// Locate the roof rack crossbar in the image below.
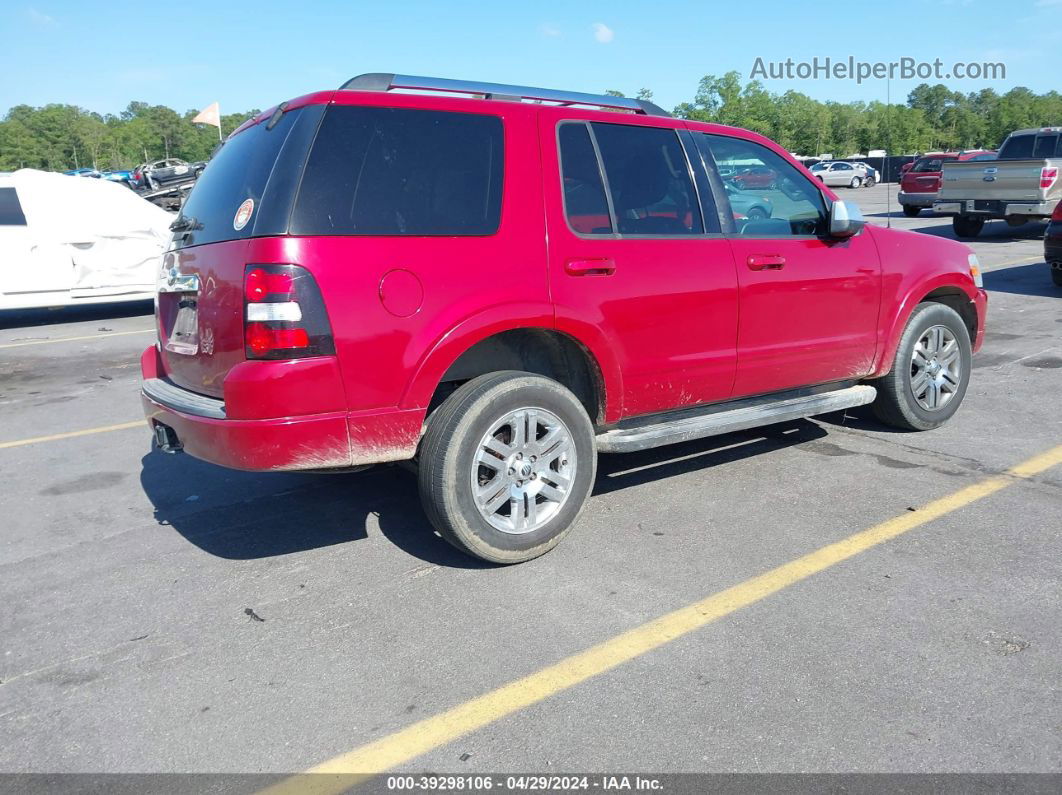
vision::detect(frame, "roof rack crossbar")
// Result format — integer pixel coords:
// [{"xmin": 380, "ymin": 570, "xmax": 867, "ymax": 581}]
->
[{"xmin": 339, "ymin": 73, "xmax": 671, "ymax": 117}]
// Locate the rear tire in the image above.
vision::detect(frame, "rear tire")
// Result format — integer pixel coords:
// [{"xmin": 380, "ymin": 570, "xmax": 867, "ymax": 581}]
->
[
  {"xmin": 1051, "ymin": 264, "xmax": 1062, "ymax": 287},
  {"xmin": 902, "ymin": 205, "xmax": 921, "ymax": 218},
  {"xmin": 417, "ymin": 371, "xmax": 597, "ymax": 564},
  {"xmin": 849, "ymin": 176, "xmax": 863, "ymax": 189},
  {"xmin": 953, "ymin": 215, "xmax": 985, "ymax": 238},
  {"xmin": 871, "ymin": 303, "xmax": 972, "ymax": 431}
]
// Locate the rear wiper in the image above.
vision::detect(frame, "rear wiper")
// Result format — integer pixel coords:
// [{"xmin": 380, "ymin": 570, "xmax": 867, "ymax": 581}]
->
[{"xmin": 169, "ymin": 215, "xmax": 201, "ymax": 232}]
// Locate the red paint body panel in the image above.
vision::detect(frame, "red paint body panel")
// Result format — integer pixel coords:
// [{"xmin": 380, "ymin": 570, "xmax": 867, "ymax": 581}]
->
[{"xmin": 141, "ymin": 87, "xmax": 988, "ymax": 473}]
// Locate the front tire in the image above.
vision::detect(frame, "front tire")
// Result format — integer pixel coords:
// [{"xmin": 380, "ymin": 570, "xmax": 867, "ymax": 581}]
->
[
  {"xmin": 871, "ymin": 303, "xmax": 972, "ymax": 431},
  {"xmin": 417, "ymin": 371, "xmax": 597, "ymax": 564},
  {"xmin": 1051, "ymin": 264, "xmax": 1062, "ymax": 287}
]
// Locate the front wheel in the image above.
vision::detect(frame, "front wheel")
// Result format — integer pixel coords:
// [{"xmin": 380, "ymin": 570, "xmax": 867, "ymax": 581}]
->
[
  {"xmin": 417, "ymin": 371, "xmax": 597, "ymax": 564},
  {"xmin": 871, "ymin": 303, "xmax": 972, "ymax": 431},
  {"xmin": 863, "ymin": 177, "xmax": 876, "ymax": 187},
  {"xmin": 1051, "ymin": 264, "xmax": 1062, "ymax": 287}
]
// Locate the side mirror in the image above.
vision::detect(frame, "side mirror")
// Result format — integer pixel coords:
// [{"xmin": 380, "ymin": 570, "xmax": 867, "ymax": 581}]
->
[{"xmin": 829, "ymin": 200, "xmax": 865, "ymax": 238}]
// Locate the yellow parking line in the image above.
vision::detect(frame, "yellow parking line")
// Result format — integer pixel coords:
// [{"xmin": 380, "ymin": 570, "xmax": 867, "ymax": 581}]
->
[
  {"xmin": 261, "ymin": 443, "xmax": 1062, "ymax": 794},
  {"xmin": 0, "ymin": 421, "xmax": 144, "ymax": 450},
  {"xmin": 0, "ymin": 329, "xmax": 153, "ymax": 349}
]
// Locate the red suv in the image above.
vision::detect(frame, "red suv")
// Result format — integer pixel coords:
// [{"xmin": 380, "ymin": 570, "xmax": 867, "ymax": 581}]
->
[
  {"xmin": 142, "ymin": 73, "xmax": 987, "ymax": 564},
  {"xmin": 898, "ymin": 151, "xmax": 995, "ymax": 217}
]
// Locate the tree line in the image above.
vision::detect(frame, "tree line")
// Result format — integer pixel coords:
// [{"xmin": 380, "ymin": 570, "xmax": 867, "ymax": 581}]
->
[{"xmin": 3, "ymin": 74, "xmax": 1061, "ymax": 172}]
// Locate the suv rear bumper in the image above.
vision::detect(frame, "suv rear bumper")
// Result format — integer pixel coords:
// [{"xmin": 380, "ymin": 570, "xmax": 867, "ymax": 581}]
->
[{"xmin": 140, "ymin": 347, "xmax": 422, "ymax": 471}]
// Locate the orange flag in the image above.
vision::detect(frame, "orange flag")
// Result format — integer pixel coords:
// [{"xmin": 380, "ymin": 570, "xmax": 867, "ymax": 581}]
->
[{"xmin": 192, "ymin": 102, "xmax": 221, "ymax": 128}]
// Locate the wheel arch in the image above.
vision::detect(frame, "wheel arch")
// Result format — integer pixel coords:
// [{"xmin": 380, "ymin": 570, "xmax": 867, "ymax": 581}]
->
[
  {"xmin": 873, "ymin": 276, "xmax": 980, "ymax": 377},
  {"xmin": 402, "ymin": 320, "xmax": 615, "ymax": 426}
]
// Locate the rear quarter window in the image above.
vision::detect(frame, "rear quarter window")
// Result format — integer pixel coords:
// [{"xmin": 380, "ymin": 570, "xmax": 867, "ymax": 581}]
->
[
  {"xmin": 0, "ymin": 187, "xmax": 27, "ymax": 225},
  {"xmin": 290, "ymin": 106, "xmax": 504, "ymax": 236}
]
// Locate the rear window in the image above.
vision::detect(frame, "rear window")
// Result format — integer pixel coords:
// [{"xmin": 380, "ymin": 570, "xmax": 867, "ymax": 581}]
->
[
  {"xmin": 175, "ymin": 107, "xmax": 302, "ymax": 247},
  {"xmin": 290, "ymin": 106, "xmax": 503, "ymax": 236},
  {"xmin": 0, "ymin": 187, "xmax": 26, "ymax": 225},
  {"xmin": 998, "ymin": 134, "xmax": 1035, "ymax": 160}
]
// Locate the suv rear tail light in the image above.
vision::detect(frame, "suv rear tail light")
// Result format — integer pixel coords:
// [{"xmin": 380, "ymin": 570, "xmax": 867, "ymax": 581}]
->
[
  {"xmin": 243, "ymin": 264, "xmax": 334, "ymax": 360},
  {"xmin": 1041, "ymin": 167, "xmax": 1058, "ymax": 190}
]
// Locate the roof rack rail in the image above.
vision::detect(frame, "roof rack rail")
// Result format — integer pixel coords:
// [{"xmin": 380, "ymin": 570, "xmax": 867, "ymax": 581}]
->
[{"xmin": 338, "ymin": 73, "xmax": 671, "ymax": 117}]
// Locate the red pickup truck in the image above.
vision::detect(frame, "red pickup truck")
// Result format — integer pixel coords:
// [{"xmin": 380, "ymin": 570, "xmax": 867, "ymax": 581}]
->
[
  {"xmin": 142, "ymin": 73, "xmax": 987, "ymax": 563},
  {"xmin": 898, "ymin": 151, "xmax": 995, "ymax": 217}
]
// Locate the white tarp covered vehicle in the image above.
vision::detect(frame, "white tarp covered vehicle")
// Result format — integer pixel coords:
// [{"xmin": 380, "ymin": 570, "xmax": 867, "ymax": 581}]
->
[{"xmin": 0, "ymin": 168, "xmax": 172, "ymax": 310}]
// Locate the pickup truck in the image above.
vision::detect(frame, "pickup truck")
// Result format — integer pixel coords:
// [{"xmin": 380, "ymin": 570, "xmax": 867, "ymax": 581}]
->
[{"xmin": 933, "ymin": 127, "xmax": 1062, "ymax": 237}]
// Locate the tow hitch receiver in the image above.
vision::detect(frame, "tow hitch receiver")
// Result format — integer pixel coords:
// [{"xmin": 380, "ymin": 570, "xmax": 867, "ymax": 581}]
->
[{"xmin": 154, "ymin": 422, "xmax": 183, "ymax": 454}]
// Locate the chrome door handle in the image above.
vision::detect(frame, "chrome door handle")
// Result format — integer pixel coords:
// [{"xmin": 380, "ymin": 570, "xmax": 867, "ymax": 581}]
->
[{"xmin": 747, "ymin": 254, "xmax": 785, "ymax": 271}]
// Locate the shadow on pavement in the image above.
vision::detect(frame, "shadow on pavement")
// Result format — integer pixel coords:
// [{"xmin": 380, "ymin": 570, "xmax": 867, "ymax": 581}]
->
[
  {"xmin": 0, "ymin": 300, "xmax": 154, "ymax": 330},
  {"xmin": 141, "ymin": 419, "xmax": 839, "ymax": 565},
  {"xmin": 982, "ymin": 261, "xmax": 1058, "ymax": 298},
  {"xmin": 140, "ymin": 450, "xmax": 487, "ymax": 568},
  {"xmin": 907, "ymin": 220, "xmax": 1047, "ymax": 243}
]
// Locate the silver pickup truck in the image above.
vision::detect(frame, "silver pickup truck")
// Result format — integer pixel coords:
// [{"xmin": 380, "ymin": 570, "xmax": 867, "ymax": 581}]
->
[{"xmin": 933, "ymin": 127, "xmax": 1061, "ymax": 238}]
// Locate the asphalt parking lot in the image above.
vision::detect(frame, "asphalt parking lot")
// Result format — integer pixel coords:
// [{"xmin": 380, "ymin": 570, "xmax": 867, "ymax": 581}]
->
[{"xmin": 1, "ymin": 182, "xmax": 1060, "ymax": 784}]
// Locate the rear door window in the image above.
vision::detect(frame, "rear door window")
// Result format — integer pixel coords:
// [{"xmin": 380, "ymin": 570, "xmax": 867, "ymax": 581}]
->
[
  {"xmin": 589, "ymin": 122, "xmax": 703, "ymax": 236},
  {"xmin": 291, "ymin": 106, "xmax": 504, "ymax": 236},
  {"xmin": 0, "ymin": 187, "xmax": 27, "ymax": 225}
]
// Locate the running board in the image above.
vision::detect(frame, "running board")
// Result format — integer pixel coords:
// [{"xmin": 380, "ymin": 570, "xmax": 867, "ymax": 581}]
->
[{"xmin": 596, "ymin": 385, "xmax": 877, "ymax": 454}]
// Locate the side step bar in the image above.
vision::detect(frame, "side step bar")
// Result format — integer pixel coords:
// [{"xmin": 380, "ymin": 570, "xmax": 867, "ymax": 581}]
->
[{"xmin": 596, "ymin": 385, "xmax": 877, "ymax": 454}]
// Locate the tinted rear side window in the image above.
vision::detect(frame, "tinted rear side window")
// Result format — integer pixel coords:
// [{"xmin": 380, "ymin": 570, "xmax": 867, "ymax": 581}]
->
[
  {"xmin": 590, "ymin": 123, "xmax": 702, "ymax": 236},
  {"xmin": 291, "ymin": 106, "xmax": 503, "ymax": 236},
  {"xmin": 998, "ymin": 134, "xmax": 1035, "ymax": 160},
  {"xmin": 558, "ymin": 123, "xmax": 613, "ymax": 235},
  {"xmin": 176, "ymin": 107, "xmax": 302, "ymax": 247},
  {"xmin": 0, "ymin": 187, "xmax": 27, "ymax": 225},
  {"xmin": 912, "ymin": 157, "xmax": 947, "ymax": 173}
]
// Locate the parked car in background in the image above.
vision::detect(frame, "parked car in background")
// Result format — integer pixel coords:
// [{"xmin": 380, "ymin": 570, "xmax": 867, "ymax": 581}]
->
[
  {"xmin": 133, "ymin": 158, "xmax": 206, "ymax": 190},
  {"xmin": 1046, "ymin": 201, "xmax": 1062, "ymax": 287},
  {"xmin": 934, "ymin": 128, "xmax": 1062, "ymax": 237},
  {"xmin": 810, "ymin": 161, "xmax": 866, "ymax": 188},
  {"xmin": 100, "ymin": 169, "xmax": 134, "ymax": 187},
  {"xmin": 0, "ymin": 169, "xmax": 171, "ymax": 310},
  {"xmin": 854, "ymin": 163, "xmax": 879, "ymax": 187},
  {"xmin": 722, "ymin": 180, "xmax": 772, "ymax": 220},
  {"xmin": 142, "ymin": 72, "xmax": 986, "ymax": 565},
  {"xmin": 728, "ymin": 165, "xmax": 777, "ymax": 189},
  {"xmin": 64, "ymin": 167, "xmax": 100, "ymax": 178},
  {"xmin": 899, "ymin": 151, "xmax": 995, "ymax": 217}
]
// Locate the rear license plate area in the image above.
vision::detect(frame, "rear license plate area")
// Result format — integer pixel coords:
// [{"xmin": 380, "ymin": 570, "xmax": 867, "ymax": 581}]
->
[
  {"xmin": 165, "ymin": 298, "xmax": 199, "ymax": 355},
  {"xmin": 972, "ymin": 200, "xmax": 1002, "ymax": 213}
]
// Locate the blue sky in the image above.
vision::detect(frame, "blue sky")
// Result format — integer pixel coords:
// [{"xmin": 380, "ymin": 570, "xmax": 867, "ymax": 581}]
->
[{"xmin": 2, "ymin": 0, "xmax": 1058, "ymax": 117}]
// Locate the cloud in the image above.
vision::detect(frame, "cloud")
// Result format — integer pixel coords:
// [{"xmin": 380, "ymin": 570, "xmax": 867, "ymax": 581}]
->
[
  {"xmin": 26, "ymin": 6, "xmax": 55, "ymax": 24},
  {"xmin": 591, "ymin": 22, "xmax": 614, "ymax": 44},
  {"xmin": 540, "ymin": 23, "xmax": 561, "ymax": 37}
]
